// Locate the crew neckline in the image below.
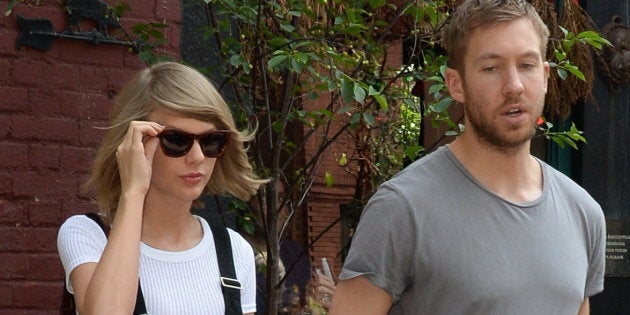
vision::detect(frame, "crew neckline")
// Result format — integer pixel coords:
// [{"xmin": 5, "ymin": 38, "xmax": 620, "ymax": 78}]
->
[
  {"xmin": 442, "ymin": 145, "xmax": 548, "ymax": 208},
  {"xmin": 139, "ymin": 215, "xmax": 212, "ymax": 262}
]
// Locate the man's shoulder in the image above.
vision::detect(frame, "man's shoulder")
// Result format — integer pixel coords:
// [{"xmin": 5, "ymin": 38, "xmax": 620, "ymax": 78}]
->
[
  {"xmin": 540, "ymin": 160, "xmax": 592, "ymax": 196},
  {"xmin": 540, "ymin": 161, "xmax": 603, "ymax": 217}
]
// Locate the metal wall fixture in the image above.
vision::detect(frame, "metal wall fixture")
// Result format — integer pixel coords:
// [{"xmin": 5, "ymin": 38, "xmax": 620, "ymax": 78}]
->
[
  {"xmin": 596, "ymin": 15, "xmax": 630, "ymax": 93},
  {"xmin": 16, "ymin": 0, "xmax": 140, "ymax": 51}
]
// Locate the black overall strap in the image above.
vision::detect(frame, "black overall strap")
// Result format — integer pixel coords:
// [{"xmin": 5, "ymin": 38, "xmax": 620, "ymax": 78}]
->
[
  {"xmin": 207, "ymin": 219, "xmax": 242, "ymax": 315},
  {"xmin": 133, "ymin": 286, "xmax": 147, "ymax": 315},
  {"xmin": 84, "ymin": 213, "xmax": 147, "ymax": 315}
]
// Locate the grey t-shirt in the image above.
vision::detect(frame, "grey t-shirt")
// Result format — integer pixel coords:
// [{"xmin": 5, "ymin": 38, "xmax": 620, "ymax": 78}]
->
[{"xmin": 340, "ymin": 146, "xmax": 605, "ymax": 315}]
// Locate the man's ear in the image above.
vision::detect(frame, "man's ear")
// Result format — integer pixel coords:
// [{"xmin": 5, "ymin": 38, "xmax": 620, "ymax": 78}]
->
[{"xmin": 444, "ymin": 67, "xmax": 465, "ymax": 103}]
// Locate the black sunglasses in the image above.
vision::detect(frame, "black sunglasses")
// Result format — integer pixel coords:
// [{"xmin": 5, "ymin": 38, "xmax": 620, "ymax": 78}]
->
[{"xmin": 157, "ymin": 129, "xmax": 231, "ymax": 158}]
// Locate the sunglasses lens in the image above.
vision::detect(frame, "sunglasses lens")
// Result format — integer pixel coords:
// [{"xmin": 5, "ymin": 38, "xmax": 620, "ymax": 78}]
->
[
  {"xmin": 160, "ymin": 131, "xmax": 193, "ymax": 157},
  {"xmin": 158, "ymin": 130, "xmax": 229, "ymax": 158},
  {"xmin": 200, "ymin": 132, "xmax": 229, "ymax": 157}
]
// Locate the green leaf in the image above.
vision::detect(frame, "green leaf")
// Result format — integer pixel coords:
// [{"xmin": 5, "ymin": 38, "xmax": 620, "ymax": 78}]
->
[
  {"xmin": 294, "ymin": 52, "xmax": 310, "ymax": 63},
  {"xmin": 112, "ymin": 3, "xmax": 132, "ymax": 18},
  {"xmin": 373, "ymin": 94, "xmax": 388, "ymax": 110},
  {"xmin": 268, "ymin": 37, "xmax": 290, "ymax": 48},
  {"xmin": 444, "ymin": 118, "xmax": 458, "ymax": 130},
  {"xmin": 313, "ymin": 109, "xmax": 334, "ymax": 118},
  {"xmin": 338, "ymin": 152, "xmax": 348, "ymax": 166},
  {"xmin": 341, "ymin": 79, "xmax": 354, "ymax": 102},
  {"xmin": 565, "ymin": 64, "xmax": 586, "ymax": 81},
  {"xmin": 429, "ymin": 97, "xmax": 452, "ymax": 113},
  {"xmin": 148, "ymin": 28, "xmax": 165, "ymax": 39},
  {"xmin": 354, "ymin": 83, "xmax": 366, "ymax": 104},
  {"xmin": 557, "ymin": 68, "xmax": 568, "ymax": 80},
  {"xmin": 439, "ymin": 65, "xmax": 448, "ymax": 78},
  {"xmin": 242, "ymin": 61, "xmax": 251, "ymax": 75},
  {"xmin": 567, "ymin": 132, "xmax": 586, "ymax": 142},
  {"xmin": 284, "ymin": 141, "xmax": 297, "ymax": 151},
  {"xmin": 324, "ymin": 171, "xmax": 335, "ymax": 187},
  {"xmin": 577, "ymin": 30, "xmax": 603, "ymax": 40},
  {"xmin": 242, "ymin": 221, "xmax": 254, "ymax": 235},
  {"xmin": 268, "ymin": 55, "xmax": 288, "ymax": 69},
  {"xmin": 404, "ymin": 145, "xmax": 424, "ymax": 161},
  {"xmin": 562, "ymin": 40, "xmax": 574, "ymax": 53},
  {"xmin": 428, "ymin": 83, "xmax": 444, "ymax": 95},
  {"xmin": 288, "ymin": 10, "xmax": 302, "ymax": 17},
  {"xmin": 562, "ymin": 136, "xmax": 578, "ymax": 150},
  {"xmin": 550, "ymin": 136, "xmax": 567, "ymax": 148},
  {"xmin": 5, "ymin": 0, "xmax": 18, "ymax": 16},
  {"xmin": 577, "ymin": 31, "xmax": 610, "ymax": 49},
  {"xmin": 280, "ymin": 23, "xmax": 296, "ymax": 32},
  {"xmin": 138, "ymin": 51, "xmax": 155, "ymax": 64},
  {"xmin": 349, "ymin": 112, "xmax": 361, "ymax": 124},
  {"xmin": 272, "ymin": 121, "xmax": 285, "ymax": 133},
  {"xmin": 554, "ymin": 50, "xmax": 567, "ymax": 62},
  {"xmin": 309, "ymin": 92, "xmax": 320, "ymax": 100},
  {"xmin": 363, "ymin": 112, "xmax": 375, "ymax": 126},
  {"xmin": 584, "ymin": 40, "xmax": 603, "ymax": 50},
  {"xmin": 230, "ymin": 54, "xmax": 243, "ymax": 66},
  {"xmin": 327, "ymin": 80, "xmax": 337, "ymax": 91},
  {"xmin": 337, "ymin": 106, "xmax": 354, "ymax": 114},
  {"xmin": 230, "ymin": 198, "xmax": 249, "ymax": 210},
  {"xmin": 291, "ymin": 59, "xmax": 304, "ymax": 73}
]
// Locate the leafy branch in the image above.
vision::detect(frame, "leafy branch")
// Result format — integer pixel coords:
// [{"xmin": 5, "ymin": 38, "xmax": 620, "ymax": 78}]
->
[
  {"xmin": 549, "ymin": 27, "xmax": 611, "ymax": 81},
  {"xmin": 538, "ymin": 118, "xmax": 586, "ymax": 150}
]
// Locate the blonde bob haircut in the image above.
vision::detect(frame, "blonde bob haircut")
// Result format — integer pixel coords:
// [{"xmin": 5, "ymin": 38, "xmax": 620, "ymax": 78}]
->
[{"xmin": 86, "ymin": 61, "xmax": 268, "ymax": 225}]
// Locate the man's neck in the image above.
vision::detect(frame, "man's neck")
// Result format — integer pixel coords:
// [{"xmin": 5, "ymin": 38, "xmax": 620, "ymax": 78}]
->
[{"xmin": 448, "ymin": 134, "xmax": 543, "ymax": 203}]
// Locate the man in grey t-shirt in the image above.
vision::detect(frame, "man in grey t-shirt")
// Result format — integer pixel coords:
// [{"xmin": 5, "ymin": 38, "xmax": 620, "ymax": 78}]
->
[{"xmin": 328, "ymin": 1, "xmax": 606, "ymax": 314}]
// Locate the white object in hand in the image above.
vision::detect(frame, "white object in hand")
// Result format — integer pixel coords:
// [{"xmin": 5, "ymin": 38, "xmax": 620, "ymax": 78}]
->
[{"xmin": 321, "ymin": 257, "xmax": 332, "ymax": 278}]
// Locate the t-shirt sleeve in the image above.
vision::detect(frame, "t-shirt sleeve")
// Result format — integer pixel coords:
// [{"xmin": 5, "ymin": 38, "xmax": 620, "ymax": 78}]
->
[
  {"xmin": 585, "ymin": 204, "xmax": 606, "ymax": 297},
  {"xmin": 229, "ymin": 229, "xmax": 258, "ymax": 313},
  {"xmin": 339, "ymin": 185, "xmax": 416, "ymax": 301},
  {"xmin": 57, "ymin": 215, "xmax": 107, "ymax": 293}
]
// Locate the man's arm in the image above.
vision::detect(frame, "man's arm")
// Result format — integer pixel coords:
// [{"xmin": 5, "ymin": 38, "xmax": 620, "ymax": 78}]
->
[
  {"xmin": 577, "ymin": 298, "xmax": 590, "ymax": 315},
  {"xmin": 328, "ymin": 276, "xmax": 393, "ymax": 315}
]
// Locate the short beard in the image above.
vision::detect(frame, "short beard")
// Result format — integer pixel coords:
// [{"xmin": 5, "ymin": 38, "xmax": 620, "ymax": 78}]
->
[
  {"xmin": 469, "ymin": 117, "xmax": 536, "ymax": 154},
  {"xmin": 465, "ymin": 97, "xmax": 540, "ymax": 154}
]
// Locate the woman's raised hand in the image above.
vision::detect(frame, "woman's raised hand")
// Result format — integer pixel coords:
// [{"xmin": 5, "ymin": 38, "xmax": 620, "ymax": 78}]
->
[{"xmin": 116, "ymin": 121, "xmax": 164, "ymax": 196}]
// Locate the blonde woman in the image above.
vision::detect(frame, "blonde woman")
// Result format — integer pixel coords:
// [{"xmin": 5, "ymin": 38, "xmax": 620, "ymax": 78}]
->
[{"xmin": 58, "ymin": 62, "xmax": 267, "ymax": 314}]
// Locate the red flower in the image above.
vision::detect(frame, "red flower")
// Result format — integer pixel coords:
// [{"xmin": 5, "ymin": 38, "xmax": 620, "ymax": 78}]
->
[{"xmin": 536, "ymin": 116, "xmax": 545, "ymax": 126}]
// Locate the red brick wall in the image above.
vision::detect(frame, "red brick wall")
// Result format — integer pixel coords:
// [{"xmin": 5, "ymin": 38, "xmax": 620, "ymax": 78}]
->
[{"xmin": 0, "ymin": 0, "xmax": 181, "ymax": 312}]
